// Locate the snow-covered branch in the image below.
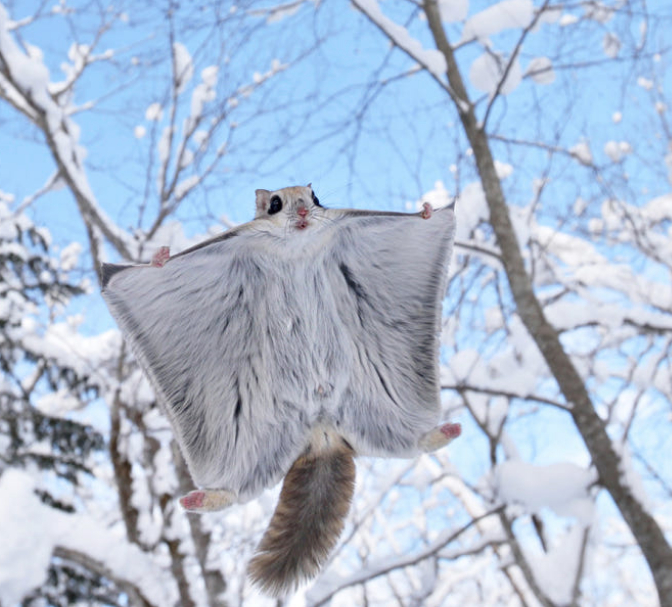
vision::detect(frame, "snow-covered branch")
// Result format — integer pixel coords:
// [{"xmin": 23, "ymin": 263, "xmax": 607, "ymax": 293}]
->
[
  {"xmin": 0, "ymin": 5, "xmax": 134, "ymax": 261},
  {"xmin": 307, "ymin": 507, "xmax": 506, "ymax": 606},
  {"xmin": 352, "ymin": 0, "xmax": 462, "ymax": 104},
  {"xmin": 0, "ymin": 469, "xmax": 177, "ymax": 607}
]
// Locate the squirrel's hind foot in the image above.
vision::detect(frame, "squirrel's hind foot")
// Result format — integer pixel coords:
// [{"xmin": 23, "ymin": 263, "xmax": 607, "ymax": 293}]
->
[
  {"xmin": 179, "ymin": 488, "xmax": 236, "ymax": 513},
  {"xmin": 418, "ymin": 422, "xmax": 461, "ymax": 453}
]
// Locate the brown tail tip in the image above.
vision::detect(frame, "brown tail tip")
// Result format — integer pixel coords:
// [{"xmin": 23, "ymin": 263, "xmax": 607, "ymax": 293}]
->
[{"xmin": 248, "ymin": 444, "xmax": 355, "ymax": 596}]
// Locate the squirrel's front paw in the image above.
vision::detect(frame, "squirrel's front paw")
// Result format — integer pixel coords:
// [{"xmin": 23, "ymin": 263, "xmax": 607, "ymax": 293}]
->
[
  {"xmin": 150, "ymin": 246, "xmax": 170, "ymax": 267},
  {"xmin": 420, "ymin": 202, "xmax": 433, "ymax": 220}
]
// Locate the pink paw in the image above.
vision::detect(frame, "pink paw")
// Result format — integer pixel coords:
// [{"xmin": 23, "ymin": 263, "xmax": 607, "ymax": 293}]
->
[
  {"xmin": 440, "ymin": 422, "xmax": 461, "ymax": 440},
  {"xmin": 421, "ymin": 202, "xmax": 433, "ymax": 220},
  {"xmin": 150, "ymin": 246, "xmax": 170, "ymax": 267},
  {"xmin": 179, "ymin": 490, "xmax": 205, "ymax": 511}
]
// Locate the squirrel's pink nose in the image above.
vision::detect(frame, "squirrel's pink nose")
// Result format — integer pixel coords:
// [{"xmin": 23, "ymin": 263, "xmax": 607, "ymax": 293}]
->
[{"xmin": 297, "ymin": 206, "xmax": 308, "ymax": 217}]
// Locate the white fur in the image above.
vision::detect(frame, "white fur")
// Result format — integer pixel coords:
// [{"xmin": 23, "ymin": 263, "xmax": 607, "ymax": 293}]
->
[{"xmin": 102, "ymin": 186, "xmax": 456, "ymax": 503}]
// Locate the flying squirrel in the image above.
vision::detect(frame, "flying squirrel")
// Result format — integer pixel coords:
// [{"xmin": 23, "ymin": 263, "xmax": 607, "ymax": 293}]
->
[{"xmin": 101, "ymin": 185, "xmax": 461, "ymax": 596}]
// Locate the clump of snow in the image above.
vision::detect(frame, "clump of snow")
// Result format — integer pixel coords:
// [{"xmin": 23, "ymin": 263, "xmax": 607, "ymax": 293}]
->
[
  {"xmin": 637, "ymin": 76, "xmax": 653, "ymax": 91},
  {"xmin": 559, "ymin": 13, "xmax": 579, "ymax": 26},
  {"xmin": 537, "ymin": 5, "xmax": 562, "ymax": 24},
  {"xmin": 486, "ymin": 396, "xmax": 508, "ymax": 435},
  {"xmin": 134, "ymin": 125, "xmax": 146, "ymax": 139},
  {"xmin": 265, "ymin": 2, "xmax": 302, "ymax": 24},
  {"xmin": 0, "ymin": 189, "xmax": 15, "ymax": 203},
  {"xmin": 51, "ymin": 1, "xmax": 70, "ymax": 15},
  {"xmin": 172, "ymin": 42, "xmax": 193, "ymax": 94},
  {"xmin": 526, "ymin": 56, "xmax": 555, "ymax": 84},
  {"xmin": 494, "ymin": 160, "xmax": 513, "ymax": 179},
  {"xmin": 21, "ymin": 319, "xmax": 120, "ymax": 385},
  {"xmin": 439, "ymin": 0, "xmax": 468, "ymax": 22},
  {"xmin": 603, "ymin": 32, "xmax": 621, "ymax": 58},
  {"xmin": 612, "ymin": 111, "xmax": 622, "ymax": 123},
  {"xmin": 461, "ymin": 0, "xmax": 533, "ymax": 42},
  {"xmin": 492, "ymin": 461, "xmax": 596, "ymax": 524},
  {"xmin": 469, "ymin": 52, "xmax": 522, "ymax": 96},
  {"xmin": 353, "ymin": 0, "xmax": 447, "ymax": 79},
  {"xmin": 0, "ymin": 470, "xmax": 58, "ymax": 605},
  {"xmin": 59, "ymin": 42, "xmax": 90, "ymax": 86},
  {"xmin": 201, "ymin": 65, "xmax": 218, "ymax": 88},
  {"xmin": 573, "ymin": 197, "xmax": 587, "ymax": 215},
  {"xmin": 59, "ymin": 241, "xmax": 81, "ymax": 271},
  {"xmin": 189, "ymin": 66, "xmax": 219, "ymax": 125},
  {"xmin": 615, "ymin": 443, "xmax": 652, "ymax": 511},
  {"xmin": 174, "ymin": 175, "xmax": 199, "ymax": 200},
  {"xmin": 569, "ymin": 140, "xmax": 593, "ymax": 166},
  {"xmin": 643, "ymin": 193, "xmax": 672, "ymax": 222},
  {"xmin": 179, "ymin": 148, "xmax": 194, "ymax": 169},
  {"xmin": 454, "ymin": 181, "xmax": 489, "ymax": 240},
  {"xmin": 35, "ymin": 388, "xmax": 82, "ymax": 415},
  {"xmin": 604, "ymin": 140, "xmax": 632, "ymax": 162},
  {"xmin": 25, "ymin": 42, "xmax": 43, "ymax": 62},
  {"xmin": 0, "ymin": 469, "xmax": 176, "ymax": 605},
  {"xmin": 584, "ymin": 1, "xmax": 614, "ymax": 23},
  {"xmin": 528, "ymin": 525, "xmax": 589, "ymax": 604},
  {"xmin": 193, "ymin": 129, "xmax": 209, "ymax": 149},
  {"xmin": 0, "ymin": 5, "xmax": 51, "ymax": 113},
  {"xmin": 145, "ymin": 102, "xmax": 163, "ymax": 121},
  {"xmin": 484, "ymin": 306, "xmax": 504, "ymax": 332},
  {"xmin": 157, "ymin": 126, "xmax": 172, "ymax": 165}
]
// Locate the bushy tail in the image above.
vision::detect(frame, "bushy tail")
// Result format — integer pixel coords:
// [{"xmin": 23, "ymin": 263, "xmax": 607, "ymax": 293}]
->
[{"xmin": 248, "ymin": 441, "xmax": 356, "ymax": 596}]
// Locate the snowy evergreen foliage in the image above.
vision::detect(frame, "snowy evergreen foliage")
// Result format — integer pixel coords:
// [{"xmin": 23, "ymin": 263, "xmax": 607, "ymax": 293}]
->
[
  {"xmin": 0, "ymin": 203, "xmax": 110, "ymax": 606},
  {"xmin": 0, "ymin": 202, "xmax": 101, "ymax": 484}
]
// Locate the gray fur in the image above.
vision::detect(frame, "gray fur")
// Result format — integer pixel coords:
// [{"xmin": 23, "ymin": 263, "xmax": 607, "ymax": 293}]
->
[{"xmin": 101, "ymin": 186, "xmax": 456, "ymax": 503}]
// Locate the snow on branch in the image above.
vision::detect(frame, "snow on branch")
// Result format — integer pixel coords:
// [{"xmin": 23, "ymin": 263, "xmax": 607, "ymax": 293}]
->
[
  {"xmin": 460, "ymin": 0, "xmax": 535, "ymax": 43},
  {"xmin": 248, "ymin": 0, "xmax": 307, "ymax": 24},
  {"xmin": 50, "ymin": 42, "xmax": 115, "ymax": 99},
  {"xmin": 14, "ymin": 171, "xmax": 64, "ymax": 215},
  {"xmin": 352, "ymin": 0, "xmax": 450, "ymax": 88},
  {"xmin": 306, "ymin": 506, "xmax": 506, "ymax": 606},
  {"xmin": 148, "ymin": 52, "xmax": 288, "ymax": 241},
  {"xmin": 0, "ymin": 469, "xmax": 176, "ymax": 606},
  {"xmin": 0, "ymin": 5, "xmax": 134, "ymax": 261}
]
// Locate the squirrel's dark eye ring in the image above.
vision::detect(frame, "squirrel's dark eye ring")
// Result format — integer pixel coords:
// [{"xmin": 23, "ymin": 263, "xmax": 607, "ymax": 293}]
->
[
  {"xmin": 269, "ymin": 195, "xmax": 283, "ymax": 215},
  {"xmin": 311, "ymin": 191, "xmax": 322, "ymax": 207}
]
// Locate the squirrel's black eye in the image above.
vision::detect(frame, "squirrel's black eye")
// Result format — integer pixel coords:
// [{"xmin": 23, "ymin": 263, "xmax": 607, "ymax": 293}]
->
[
  {"xmin": 311, "ymin": 191, "xmax": 322, "ymax": 207},
  {"xmin": 268, "ymin": 195, "xmax": 283, "ymax": 215}
]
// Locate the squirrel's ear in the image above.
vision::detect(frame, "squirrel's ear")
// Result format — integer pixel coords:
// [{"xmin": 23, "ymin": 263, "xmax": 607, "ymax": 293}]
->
[
  {"xmin": 309, "ymin": 184, "xmax": 322, "ymax": 208},
  {"xmin": 255, "ymin": 189, "xmax": 271, "ymax": 215}
]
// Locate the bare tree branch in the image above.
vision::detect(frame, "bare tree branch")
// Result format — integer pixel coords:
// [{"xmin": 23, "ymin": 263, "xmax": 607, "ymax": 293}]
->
[
  {"xmin": 308, "ymin": 507, "xmax": 506, "ymax": 607},
  {"xmin": 420, "ymin": 2, "xmax": 672, "ymax": 603},
  {"xmin": 53, "ymin": 546, "xmax": 159, "ymax": 607}
]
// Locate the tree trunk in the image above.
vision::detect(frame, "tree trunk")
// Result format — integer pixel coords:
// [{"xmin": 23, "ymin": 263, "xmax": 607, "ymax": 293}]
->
[
  {"xmin": 173, "ymin": 443, "xmax": 229, "ymax": 607},
  {"xmin": 422, "ymin": 2, "xmax": 672, "ymax": 604}
]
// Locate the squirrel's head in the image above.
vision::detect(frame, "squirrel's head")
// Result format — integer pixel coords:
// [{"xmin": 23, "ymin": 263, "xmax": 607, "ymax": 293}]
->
[{"xmin": 254, "ymin": 185, "xmax": 324, "ymax": 232}]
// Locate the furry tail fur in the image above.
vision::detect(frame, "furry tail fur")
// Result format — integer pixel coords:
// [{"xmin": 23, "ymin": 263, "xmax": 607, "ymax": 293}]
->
[{"xmin": 247, "ymin": 437, "xmax": 356, "ymax": 596}]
